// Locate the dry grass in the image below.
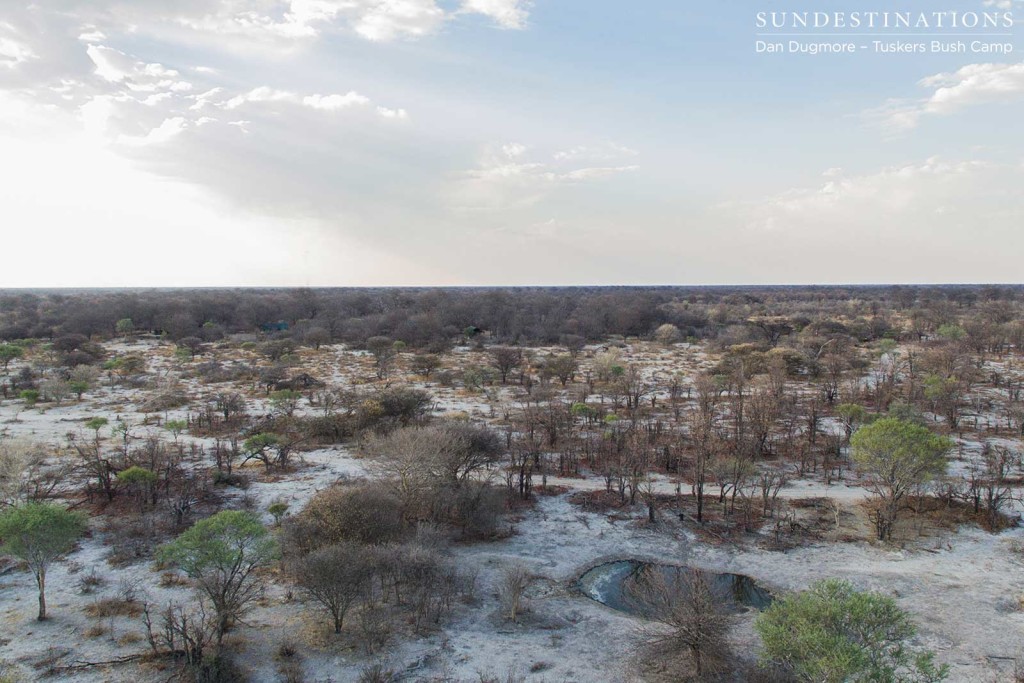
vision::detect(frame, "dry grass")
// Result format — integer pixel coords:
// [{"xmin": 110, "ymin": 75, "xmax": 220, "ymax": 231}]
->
[{"xmin": 84, "ymin": 597, "xmax": 143, "ymax": 619}]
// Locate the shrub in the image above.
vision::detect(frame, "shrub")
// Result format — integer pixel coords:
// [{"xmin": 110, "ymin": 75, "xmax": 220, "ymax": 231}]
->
[{"xmin": 755, "ymin": 579, "xmax": 948, "ymax": 682}]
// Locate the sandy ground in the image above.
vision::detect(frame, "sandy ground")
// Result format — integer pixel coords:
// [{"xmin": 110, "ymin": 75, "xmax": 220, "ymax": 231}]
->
[{"xmin": 0, "ymin": 338, "xmax": 1022, "ymax": 682}]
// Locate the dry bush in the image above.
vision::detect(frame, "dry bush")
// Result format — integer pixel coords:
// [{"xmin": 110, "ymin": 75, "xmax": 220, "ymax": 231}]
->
[
  {"xmin": 105, "ymin": 514, "xmax": 161, "ymax": 565},
  {"xmin": 282, "ymin": 482, "xmax": 404, "ymax": 557},
  {"xmin": 76, "ymin": 567, "xmax": 106, "ymax": 594},
  {"xmin": 499, "ymin": 565, "xmax": 530, "ymax": 622},
  {"xmin": 437, "ymin": 481, "xmax": 507, "ymax": 540},
  {"xmin": 85, "ymin": 596, "xmax": 144, "ymax": 619},
  {"xmin": 354, "ymin": 606, "xmax": 393, "ymax": 654},
  {"xmin": 357, "ymin": 662, "xmax": 396, "ymax": 683},
  {"xmin": 84, "ymin": 623, "xmax": 107, "ymax": 638},
  {"xmin": 294, "ymin": 542, "xmax": 373, "ymax": 633},
  {"xmin": 626, "ymin": 568, "xmax": 733, "ymax": 680}
]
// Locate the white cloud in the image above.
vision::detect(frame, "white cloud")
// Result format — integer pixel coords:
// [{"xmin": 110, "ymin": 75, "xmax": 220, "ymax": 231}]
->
[
  {"xmin": 454, "ymin": 142, "xmax": 639, "ymax": 210},
  {"xmin": 920, "ymin": 62, "xmax": 1024, "ymax": 113},
  {"xmin": 349, "ymin": 0, "xmax": 446, "ymax": 41},
  {"xmin": 223, "ymin": 86, "xmax": 296, "ymax": 109},
  {"xmin": 77, "ymin": 28, "xmax": 106, "ymax": 43},
  {"xmin": 376, "ymin": 106, "xmax": 408, "ymax": 119},
  {"xmin": 502, "ymin": 142, "xmax": 527, "ymax": 158},
  {"xmin": 86, "ymin": 44, "xmax": 192, "ymax": 92},
  {"xmin": 729, "ymin": 157, "xmax": 1008, "ymax": 233},
  {"xmin": 551, "ymin": 165, "xmax": 638, "ymax": 181},
  {"xmin": 553, "ymin": 142, "xmax": 638, "ymax": 162},
  {"xmin": 118, "ymin": 116, "xmax": 188, "ymax": 146},
  {"xmin": 866, "ymin": 61, "xmax": 1024, "ymax": 132},
  {"xmin": 704, "ymin": 156, "xmax": 1024, "ymax": 282},
  {"xmin": 303, "ymin": 91, "xmax": 370, "ymax": 110},
  {"xmin": 164, "ymin": 0, "xmax": 523, "ymax": 44},
  {"xmin": 0, "ymin": 23, "xmax": 35, "ymax": 68},
  {"xmin": 459, "ymin": 0, "xmax": 531, "ymax": 29},
  {"xmin": 223, "ymin": 86, "xmax": 402, "ymax": 116}
]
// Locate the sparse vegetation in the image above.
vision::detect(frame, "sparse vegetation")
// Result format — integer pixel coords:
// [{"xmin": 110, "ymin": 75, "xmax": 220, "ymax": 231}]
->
[{"xmin": 0, "ymin": 286, "xmax": 1022, "ymax": 681}]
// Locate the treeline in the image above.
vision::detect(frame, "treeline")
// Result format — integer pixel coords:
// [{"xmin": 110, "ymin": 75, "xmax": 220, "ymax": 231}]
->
[{"xmin": 0, "ymin": 285, "xmax": 1021, "ymax": 348}]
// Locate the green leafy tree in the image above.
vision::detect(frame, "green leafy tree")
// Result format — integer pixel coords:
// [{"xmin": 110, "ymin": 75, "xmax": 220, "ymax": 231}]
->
[
  {"xmin": 117, "ymin": 466, "xmax": 158, "ymax": 510},
  {"xmin": 755, "ymin": 579, "xmax": 948, "ymax": 683},
  {"xmin": 18, "ymin": 390, "xmax": 39, "ymax": 406},
  {"xmin": 158, "ymin": 510, "xmax": 278, "ymax": 643},
  {"xmin": 269, "ymin": 389, "xmax": 302, "ymax": 417},
  {"xmin": 242, "ymin": 432, "xmax": 281, "ymax": 471},
  {"xmin": 366, "ymin": 336, "xmax": 401, "ymax": 379},
  {"xmin": 115, "ymin": 318, "xmax": 135, "ymax": 338},
  {"xmin": 267, "ymin": 501, "xmax": 289, "ymax": 526},
  {"xmin": 164, "ymin": 419, "xmax": 187, "ymax": 442},
  {"xmin": 851, "ymin": 418, "xmax": 952, "ymax": 541},
  {"xmin": 0, "ymin": 503, "xmax": 87, "ymax": 620},
  {"xmin": 68, "ymin": 380, "xmax": 89, "ymax": 400},
  {"xmin": 935, "ymin": 324, "xmax": 965, "ymax": 342},
  {"xmin": 0, "ymin": 344, "xmax": 23, "ymax": 372},
  {"xmin": 835, "ymin": 403, "xmax": 869, "ymax": 441},
  {"xmin": 85, "ymin": 416, "xmax": 108, "ymax": 440}
]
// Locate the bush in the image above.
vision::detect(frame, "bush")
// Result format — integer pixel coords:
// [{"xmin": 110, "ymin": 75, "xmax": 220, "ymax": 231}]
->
[
  {"xmin": 755, "ymin": 579, "xmax": 948, "ymax": 682},
  {"xmin": 282, "ymin": 483, "xmax": 404, "ymax": 556}
]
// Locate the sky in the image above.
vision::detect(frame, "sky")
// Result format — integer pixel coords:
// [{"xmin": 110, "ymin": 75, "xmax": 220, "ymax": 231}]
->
[{"xmin": 0, "ymin": 0, "xmax": 1022, "ymax": 287}]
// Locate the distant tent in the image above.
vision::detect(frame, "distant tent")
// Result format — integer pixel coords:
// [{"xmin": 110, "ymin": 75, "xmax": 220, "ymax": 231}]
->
[{"xmin": 260, "ymin": 321, "xmax": 289, "ymax": 332}]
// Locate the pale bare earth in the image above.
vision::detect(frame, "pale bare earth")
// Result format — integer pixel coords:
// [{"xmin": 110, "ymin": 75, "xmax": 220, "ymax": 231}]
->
[{"xmin": 0, "ymin": 338, "xmax": 1022, "ymax": 682}]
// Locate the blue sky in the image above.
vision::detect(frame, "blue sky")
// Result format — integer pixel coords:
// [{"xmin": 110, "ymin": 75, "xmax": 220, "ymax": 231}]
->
[{"xmin": 0, "ymin": 0, "xmax": 1021, "ymax": 286}]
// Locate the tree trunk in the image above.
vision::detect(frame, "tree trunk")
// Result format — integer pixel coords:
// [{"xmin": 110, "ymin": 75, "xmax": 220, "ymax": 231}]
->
[{"xmin": 37, "ymin": 568, "xmax": 47, "ymax": 620}]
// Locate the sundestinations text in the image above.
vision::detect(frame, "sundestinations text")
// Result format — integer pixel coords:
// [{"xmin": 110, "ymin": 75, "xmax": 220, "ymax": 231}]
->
[{"xmin": 756, "ymin": 10, "xmax": 1013, "ymax": 30}]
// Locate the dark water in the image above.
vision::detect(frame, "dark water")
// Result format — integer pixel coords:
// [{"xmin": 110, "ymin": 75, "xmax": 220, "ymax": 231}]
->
[{"xmin": 577, "ymin": 560, "xmax": 772, "ymax": 616}]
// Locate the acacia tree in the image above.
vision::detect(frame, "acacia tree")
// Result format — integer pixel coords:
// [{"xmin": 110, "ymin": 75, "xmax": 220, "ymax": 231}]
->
[
  {"xmin": 850, "ymin": 418, "xmax": 952, "ymax": 541},
  {"xmin": 158, "ymin": 510, "xmax": 278, "ymax": 643},
  {"xmin": 756, "ymin": 579, "xmax": 948, "ymax": 682},
  {"xmin": 0, "ymin": 503, "xmax": 87, "ymax": 620},
  {"xmin": 295, "ymin": 542, "xmax": 372, "ymax": 633},
  {"xmin": 0, "ymin": 344, "xmax": 23, "ymax": 372},
  {"xmin": 366, "ymin": 336, "xmax": 402, "ymax": 379},
  {"xmin": 489, "ymin": 346, "xmax": 523, "ymax": 384}
]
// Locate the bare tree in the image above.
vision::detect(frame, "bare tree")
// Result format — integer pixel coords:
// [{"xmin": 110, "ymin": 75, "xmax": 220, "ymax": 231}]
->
[
  {"xmin": 489, "ymin": 346, "xmax": 524, "ymax": 385},
  {"xmin": 627, "ymin": 567, "xmax": 732, "ymax": 678},
  {"xmin": 295, "ymin": 543, "xmax": 373, "ymax": 633},
  {"xmin": 366, "ymin": 336, "xmax": 402, "ymax": 380},
  {"xmin": 499, "ymin": 564, "xmax": 530, "ymax": 622},
  {"xmin": 964, "ymin": 443, "xmax": 1021, "ymax": 530}
]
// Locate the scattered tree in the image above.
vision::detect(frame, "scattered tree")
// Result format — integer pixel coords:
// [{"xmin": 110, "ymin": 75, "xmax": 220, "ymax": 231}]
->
[
  {"xmin": 756, "ymin": 578, "xmax": 948, "ymax": 682},
  {"xmin": 158, "ymin": 510, "xmax": 278, "ymax": 643},
  {"xmin": 0, "ymin": 503, "xmax": 87, "ymax": 620},
  {"xmin": 851, "ymin": 418, "xmax": 953, "ymax": 541}
]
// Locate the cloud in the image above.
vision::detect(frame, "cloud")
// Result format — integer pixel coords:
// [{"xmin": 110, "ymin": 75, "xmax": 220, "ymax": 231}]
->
[
  {"xmin": 347, "ymin": 0, "xmax": 447, "ymax": 41},
  {"xmin": 117, "ymin": 116, "xmax": 188, "ymax": 146},
  {"xmin": 865, "ymin": 61, "xmax": 1024, "ymax": 132},
  {"xmin": 71, "ymin": 0, "xmax": 526, "ymax": 46},
  {"xmin": 221, "ymin": 86, "xmax": 400, "ymax": 115},
  {"xmin": 502, "ymin": 142, "xmax": 527, "ymax": 158},
  {"xmin": 554, "ymin": 166, "xmax": 638, "ymax": 181},
  {"xmin": 86, "ymin": 44, "xmax": 191, "ymax": 92},
  {"xmin": 553, "ymin": 142, "xmax": 639, "ymax": 162},
  {"xmin": 376, "ymin": 105, "xmax": 408, "ymax": 119},
  {"xmin": 303, "ymin": 91, "xmax": 371, "ymax": 110},
  {"xmin": 726, "ymin": 157, "xmax": 1014, "ymax": 235},
  {"xmin": 696, "ymin": 155, "xmax": 1024, "ymax": 283},
  {"xmin": 0, "ymin": 23, "xmax": 36, "ymax": 69},
  {"xmin": 453, "ymin": 142, "xmax": 639, "ymax": 210},
  {"xmin": 458, "ymin": 0, "xmax": 531, "ymax": 29}
]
